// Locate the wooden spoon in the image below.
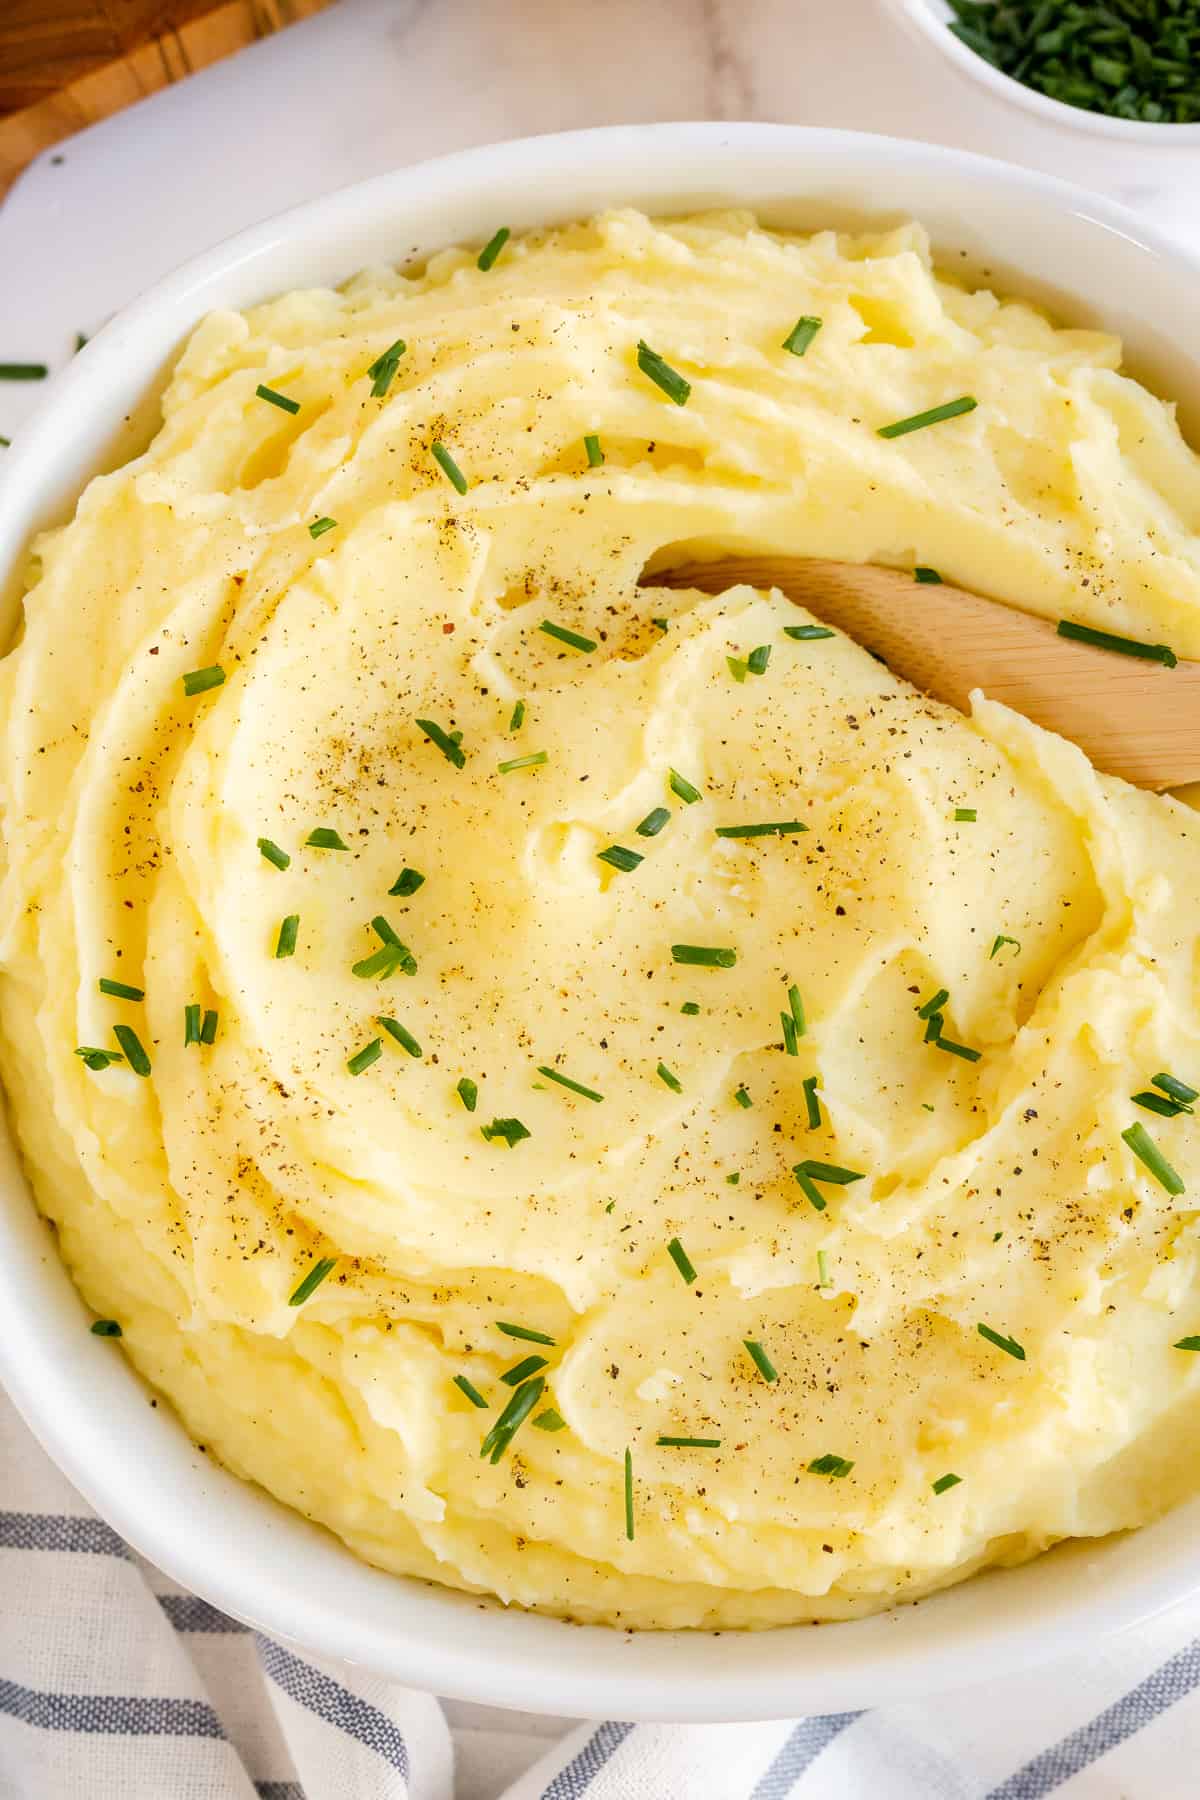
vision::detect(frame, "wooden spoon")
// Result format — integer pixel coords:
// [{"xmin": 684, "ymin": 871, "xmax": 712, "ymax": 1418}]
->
[{"xmin": 643, "ymin": 556, "xmax": 1200, "ymax": 790}]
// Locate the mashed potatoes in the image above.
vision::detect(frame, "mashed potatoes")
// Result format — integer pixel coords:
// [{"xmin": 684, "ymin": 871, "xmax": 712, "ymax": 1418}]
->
[{"xmin": 3, "ymin": 210, "xmax": 1200, "ymax": 1629}]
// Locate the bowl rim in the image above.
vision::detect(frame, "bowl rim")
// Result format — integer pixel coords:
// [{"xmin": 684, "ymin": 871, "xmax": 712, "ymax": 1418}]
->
[
  {"xmin": 882, "ymin": 0, "xmax": 1200, "ymax": 144},
  {"xmin": 4, "ymin": 121, "xmax": 1200, "ymax": 1722}
]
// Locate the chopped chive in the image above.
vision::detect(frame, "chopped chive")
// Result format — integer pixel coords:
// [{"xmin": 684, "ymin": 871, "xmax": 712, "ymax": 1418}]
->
[
  {"xmin": 667, "ymin": 1237, "xmax": 697, "ymax": 1283},
  {"xmin": 932, "ymin": 1472, "xmax": 962, "ymax": 1495},
  {"xmin": 431, "ymin": 441, "xmax": 469, "ymax": 493},
  {"xmin": 680, "ymin": 1001, "xmax": 700, "ymax": 1016},
  {"xmin": 802, "ymin": 1075, "xmax": 821, "ymax": 1129},
  {"xmin": 200, "ymin": 1009, "xmax": 218, "ymax": 1045},
  {"xmin": 90, "ymin": 1319, "xmax": 121, "ymax": 1337},
  {"xmin": 477, "ymin": 226, "xmax": 510, "ymax": 271},
  {"xmin": 671, "ymin": 944, "xmax": 736, "ymax": 968},
  {"xmin": 537, "ymin": 1065, "xmax": 603, "ymax": 1102},
  {"xmin": 371, "ymin": 914, "xmax": 408, "ymax": 950},
  {"xmin": 456, "ymin": 1077, "xmax": 478, "ymax": 1112},
  {"xmin": 744, "ymin": 1339, "xmax": 778, "ymax": 1383},
  {"xmin": 924, "ymin": 1012, "xmax": 945, "ymax": 1045},
  {"xmin": 309, "ymin": 516, "xmax": 337, "ymax": 539},
  {"xmin": 726, "ymin": 1172, "xmax": 740, "ymax": 1185},
  {"xmin": 668, "ymin": 768, "xmax": 702, "ymax": 804},
  {"xmin": 584, "ymin": 432, "xmax": 604, "ymax": 467},
  {"xmin": 509, "ymin": 699, "xmax": 526, "ymax": 732},
  {"xmin": 501, "ymin": 1354, "xmax": 549, "ymax": 1386},
  {"xmin": 367, "ymin": 338, "xmax": 406, "ymax": 398},
  {"xmin": 306, "ymin": 827, "xmax": 349, "ymax": 851},
  {"xmin": 377, "ymin": 1016, "xmax": 422, "ymax": 1058},
  {"xmin": 256, "ymin": 383, "xmax": 300, "ymax": 415},
  {"xmin": 636, "ymin": 340, "xmax": 691, "ymax": 405},
  {"xmin": 481, "ymin": 1375, "xmax": 545, "ymax": 1463},
  {"xmin": 817, "ymin": 1248, "xmax": 832, "ymax": 1289},
  {"xmin": 533, "ymin": 1408, "xmax": 567, "ymax": 1432},
  {"xmin": 747, "ymin": 644, "xmax": 771, "ymax": 676},
  {"xmin": 539, "ymin": 619, "xmax": 597, "ymax": 653},
  {"xmin": 636, "ymin": 807, "xmax": 670, "ymax": 837},
  {"xmin": 977, "ymin": 1323, "xmax": 1025, "ymax": 1361},
  {"xmin": 782, "ymin": 316, "xmax": 822, "ymax": 357},
  {"xmin": 480, "ymin": 1116, "xmax": 531, "ymax": 1147},
  {"xmin": 352, "ymin": 942, "xmax": 413, "ymax": 981},
  {"xmin": 1056, "ymin": 620, "xmax": 1176, "ymax": 668},
  {"xmin": 182, "ymin": 665, "xmax": 225, "ymax": 696},
  {"xmin": 727, "ymin": 656, "xmax": 748, "ymax": 684},
  {"xmin": 453, "ymin": 1374, "xmax": 488, "ymax": 1409},
  {"xmin": 498, "ymin": 750, "xmax": 548, "ymax": 773},
  {"xmin": 624, "ymin": 1447, "xmax": 635, "ymax": 1539},
  {"xmin": 112, "ymin": 1024, "xmax": 150, "ymax": 1078},
  {"xmin": 1122, "ymin": 1122, "xmax": 1184, "ymax": 1195},
  {"xmin": 0, "ymin": 437, "xmax": 9, "ymax": 447},
  {"xmin": 415, "ymin": 716, "xmax": 466, "ymax": 767},
  {"xmin": 275, "ymin": 915, "xmax": 299, "ymax": 958},
  {"xmin": 954, "ymin": 808, "xmax": 977, "ymax": 822},
  {"xmin": 917, "ymin": 988, "xmax": 949, "ymax": 1020},
  {"xmin": 75, "ymin": 1047, "xmax": 123, "ymax": 1071},
  {"xmin": 914, "ymin": 566, "xmax": 943, "ymax": 584},
  {"xmin": 878, "ymin": 396, "xmax": 977, "ymax": 438},
  {"xmin": 99, "ymin": 977, "xmax": 144, "ymax": 1002},
  {"xmin": 497, "ymin": 1321, "xmax": 556, "ymax": 1346},
  {"xmin": 1133, "ymin": 1090, "xmax": 1189, "ymax": 1119},
  {"xmin": 289, "ymin": 1257, "xmax": 337, "ymax": 1306},
  {"xmin": 808, "ymin": 1453, "xmax": 854, "ymax": 1477},
  {"xmin": 796, "ymin": 1160, "xmax": 863, "ymax": 1186},
  {"xmin": 347, "ymin": 1039, "xmax": 382, "ymax": 1076},
  {"xmin": 0, "ymin": 363, "xmax": 47, "ymax": 380},
  {"xmin": 184, "ymin": 1004, "xmax": 202, "ymax": 1046},
  {"xmin": 1175, "ymin": 1337, "xmax": 1200, "ymax": 1352},
  {"xmin": 787, "ymin": 984, "xmax": 805, "ymax": 1037},
  {"xmin": 657, "ymin": 1435, "xmax": 721, "ymax": 1449},
  {"xmin": 598, "ymin": 844, "xmax": 643, "ymax": 873},
  {"xmin": 652, "ymin": 618, "xmax": 669, "ymax": 632},
  {"xmin": 781, "ymin": 1012, "xmax": 799, "ymax": 1057},
  {"xmin": 388, "ymin": 869, "xmax": 426, "ymax": 901},
  {"xmin": 783, "ymin": 624, "xmax": 836, "ymax": 641},
  {"xmin": 934, "ymin": 1036, "xmax": 982, "ymax": 1063},
  {"xmin": 715, "ymin": 820, "xmax": 807, "ymax": 838},
  {"xmin": 1154, "ymin": 1073, "xmax": 1199, "ymax": 1106},
  {"xmin": 657, "ymin": 1061, "xmax": 683, "ymax": 1093},
  {"xmin": 258, "ymin": 837, "xmax": 290, "ymax": 870},
  {"xmin": 990, "ymin": 934, "xmax": 1020, "ymax": 959},
  {"xmin": 734, "ymin": 1084, "xmax": 752, "ymax": 1109}
]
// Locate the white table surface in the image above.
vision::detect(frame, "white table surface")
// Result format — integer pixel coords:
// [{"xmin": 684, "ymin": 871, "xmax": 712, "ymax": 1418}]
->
[{"xmin": 0, "ymin": 0, "xmax": 1197, "ymax": 1788}]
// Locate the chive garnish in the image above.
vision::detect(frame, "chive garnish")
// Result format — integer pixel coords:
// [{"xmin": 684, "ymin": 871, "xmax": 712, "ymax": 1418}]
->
[
  {"xmin": 537, "ymin": 1066, "xmax": 603, "ymax": 1102},
  {"xmin": 747, "ymin": 644, "xmax": 771, "ymax": 676},
  {"xmin": 306, "ymin": 827, "xmax": 349, "ymax": 851},
  {"xmin": 624, "ymin": 1447, "xmax": 635, "ymax": 1539},
  {"xmin": 367, "ymin": 338, "xmax": 406, "ymax": 398},
  {"xmin": 802, "ymin": 1075, "xmax": 821, "ymax": 1129},
  {"xmin": 456, "ymin": 1077, "xmax": 478, "ymax": 1112},
  {"xmin": 652, "ymin": 618, "xmax": 668, "ymax": 632},
  {"xmin": 731, "ymin": 1085, "xmax": 751, "ymax": 1111},
  {"xmin": 793, "ymin": 1159, "xmax": 863, "ymax": 1211},
  {"xmin": 501, "ymin": 1354, "xmax": 549, "ymax": 1386},
  {"xmin": 431, "ymin": 441, "xmax": 469, "ymax": 494},
  {"xmin": 954, "ymin": 808, "xmax": 977, "ymax": 823},
  {"xmin": 636, "ymin": 807, "xmax": 670, "ymax": 837},
  {"xmin": 783, "ymin": 624, "xmax": 836, "ymax": 641},
  {"xmin": 924, "ymin": 1012, "xmax": 944, "ymax": 1045},
  {"xmin": 1175, "ymin": 1337, "xmax": 1200, "ymax": 1353},
  {"xmin": 917, "ymin": 988, "xmax": 949, "ymax": 1020},
  {"xmin": 91, "ymin": 1319, "xmax": 121, "ymax": 1337},
  {"xmin": 201, "ymin": 1009, "xmax": 218, "ymax": 1044},
  {"xmin": 75, "ymin": 1047, "xmax": 123, "ymax": 1071},
  {"xmin": 990, "ymin": 934, "xmax": 1020, "ymax": 959},
  {"xmin": 256, "ymin": 384, "xmax": 300, "ymax": 415},
  {"xmin": 112, "ymin": 1024, "xmax": 150, "ymax": 1078},
  {"xmin": 657, "ymin": 1062, "xmax": 683, "ymax": 1093},
  {"xmin": 787, "ymin": 984, "xmax": 805, "ymax": 1037},
  {"xmin": 915, "ymin": 566, "xmax": 943, "ymax": 584},
  {"xmin": 744, "ymin": 1339, "xmax": 778, "ymax": 1383},
  {"xmin": 377, "ymin": 1016, "xmax": 421, "ymax": 1058},
  {"xmin": 671, "ymin": 944, "xmax": 736, "ymax": 968},
  {"xmin": 539, "ymin": 620, "xmax": 597, "ymax": 653},
  {"xmin": 309, "ymin": 517, "xmax": 337, "ymax": 539},
  {"xmin": 99, "ymin": 977, "xmax": 144, "ymax": 1002},
  {"xmin": 1122, "ymin": 1122, "xmax": 1184, "ymax": 1195},
  {"xmin": 1132, "ymin": 1090, "xmax": 1189, "ymax": 1119},
  {"xmin": 384, "ymin": 870, "xmax": 423, "ymax": 902},
  {"xmin": 1154, "ymin": 1073, "xmax": 1199, "ymax": 1106},
  {"xmin": 636, "ymin": 340, "xmax": 691, "ymax": 405},
  {"xmin": 715, "ymin": 821, "xmax": 807, "ymax": 838},
  {"xmin": 781, "ymin": 1011, "xmax": 799, "ymax": 1057},
  {"xmin": 782, "ymin": 316, "xmax": 822, "ymax": 357},
  {"xmin": 878, "ymin": 396, "xmax": 977, "ymax": 438},
  {"xmin": 1056, "ymin": 620, "xmax": 1176, "ymax": 668},
  {"xmin": 416, "ymin": 717, "xmax": 466, "ymax": 767},
  {"xmin": 352, "ymin": 939, "xmax": 415, "ymax": 981},
  {"xmin": 598, "ymin": 844, "xmax": 643, "ymax": 873},
  {"xmin": 477, "ymin": 226, "xmax": 510, "ymax": 271},
  {"xmin": 498, "ymin": 751, "xmax": 548, "ymax": 773},
  {"xmin": 289, "ymin": 1257, "xmax": 336, "ymax": 1306},
  {"xmin": 977, "ymin": 1323, "xmax": 1025, "ymax": 1361},
  {"xmin": 932, "ymin": 1472, "xmax": 962, "ymax": 1495},
  {"xmin": 728, "ymin": 657, "xmax": 747, "ymax": 684},
  {"xmin": 934, "ymin": 1036, "xmax": 982, "ymax": 1063},
  {"xmin": 509, "ymin": 700, "xmax": 526, "ymax": 732},
  {"xmin": 182, "ymin": 665, "xmax": 225, "ymax": 696},
  {"xmin": 0, "ymin": 363, "xmax": 47, "ymax": 380},
  {"xmin": 497, "ymin": 1321, "xmax": 556, "ymax": 1346},
  {"xmin": 480, "ymin": 1116, "xmax": 531, "ymax": 1147},
  {"xmin": 680, "ymin": 1001, "xmax": 700, "ymax": 1015},
  {"xmin": 667, "ymin": 1237, "xmax": 697, "ymax": 1283},
  {"xmin": 584, "ymin": 433, "xmax": 604, "ymax": 467},
  {"xmin": 726, "ymin": 1172, "xmax": 740, "ymax": 1185},
  {"xmin": 808, "ymin": 1453, "xmax": 854, "ymax": 1477},
  {"xmin": 657, "ymin": 1436, "xmax": 721, "ymax": 1449},
  {"xmin": 668, "ymin": 769, "xmax": 702, "ymax": 804},
  {"xmin": 184, "ymin": 1004, "xmax": 202, "ymax": 1046},
  {"xmin": 347, "ymin": 1039, "xmax": 382, "ymax": 1076},
  {"xmin": 817, "ymin": 1249, "xmax": 832, "ymax": 1288},
  {"xmin": 481, "ymin": 1375, "xmax": 545, "ymax": 1463},
  {"xmin": 533, "ymin": 1408, "xmax": 567, "ymax": 1432},
  {"xmin": 454, "ymin": 1374, "xmax": 488, "ymax": 1409},
  {"xmin": 258, "ymin": 837, "xmax": 290, "ymax": 870}
]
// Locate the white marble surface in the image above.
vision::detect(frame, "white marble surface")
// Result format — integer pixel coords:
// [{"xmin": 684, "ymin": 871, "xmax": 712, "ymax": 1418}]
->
[{"xmin": 0, "ymin": 0, "xmax": 1197, "ymax": 1788}]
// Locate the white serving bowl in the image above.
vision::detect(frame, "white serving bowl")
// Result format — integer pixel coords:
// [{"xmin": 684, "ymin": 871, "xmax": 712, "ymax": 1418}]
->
[
  {"xmin": 3, "ymin": 123, "xmax": 1200, "ymax": 1723},
  {"xmin": 883, "ymin": 0, "xmax": 1200, "ymax": 145}
]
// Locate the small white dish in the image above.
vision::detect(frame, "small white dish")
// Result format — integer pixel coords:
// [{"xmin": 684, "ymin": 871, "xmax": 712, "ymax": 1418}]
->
[
  {"xmin": 882, "ymin": 0, "xmax": 1200, "ymax": 144},
  {"xmin": 3, "ymin": 123, "xmax": 1200, "ymax": 1722}
]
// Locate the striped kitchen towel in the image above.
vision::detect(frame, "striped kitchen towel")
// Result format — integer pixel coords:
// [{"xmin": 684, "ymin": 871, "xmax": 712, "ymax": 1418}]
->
[{"xmin": 2, "ymin": 1387, "xmax": 1199, "ymax": 1799}]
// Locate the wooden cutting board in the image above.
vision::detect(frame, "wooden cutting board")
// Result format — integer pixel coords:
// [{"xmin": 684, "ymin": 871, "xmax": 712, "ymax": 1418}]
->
[{"xmin": 0, "ymin": 1, "xmax": 331, "ymax": 200}]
